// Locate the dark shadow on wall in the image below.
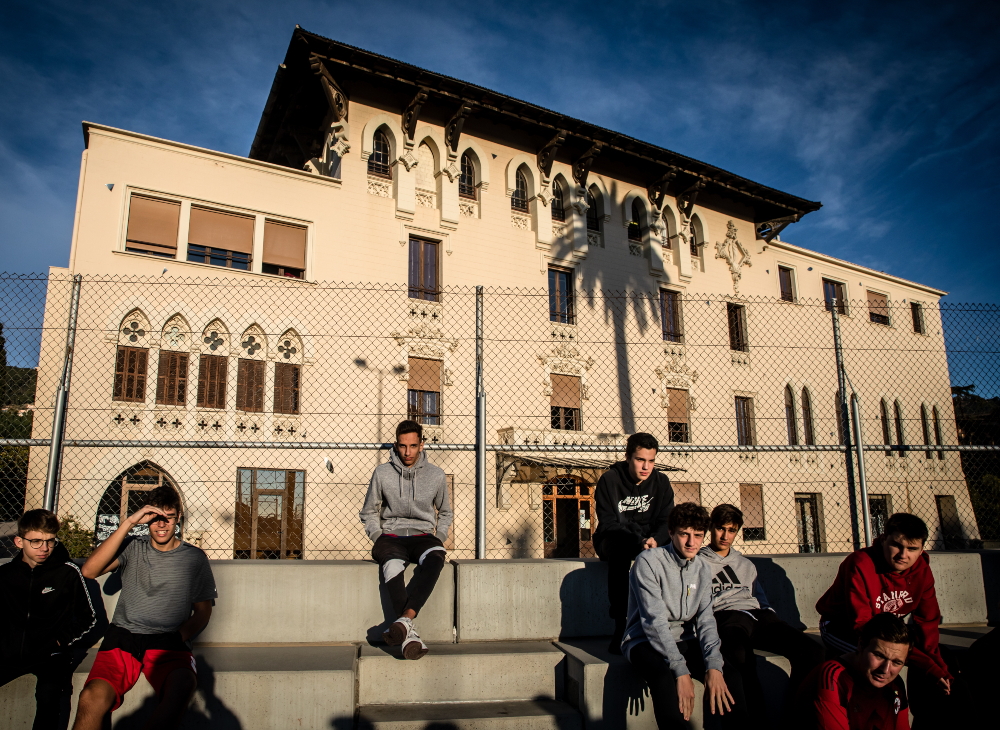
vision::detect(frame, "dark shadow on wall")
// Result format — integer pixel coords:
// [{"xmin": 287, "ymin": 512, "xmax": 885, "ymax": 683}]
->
[
  {"xmin": 749, "ymin": 557, "xmax": 804, "ymax": 629},
  {"xmin": 977, "ymin": 550, "xmax": 1000, "ymax": 625},
  {"xmin": 558, "ymin": 560, "xmax": 613, "ymax": 638}
]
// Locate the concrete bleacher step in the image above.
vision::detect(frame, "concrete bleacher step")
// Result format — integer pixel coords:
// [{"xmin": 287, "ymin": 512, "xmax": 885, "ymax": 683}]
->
[
  {"xmin": 1, "ymin": 645, "xmax": 357, "ymax": 730},
  {"xmin": 358, "ymin": 699, "xmax": 583, "ymax": 729},
  {"xmin": 358, "ymin": 641, "xmax": 567, "ymax": 704}
]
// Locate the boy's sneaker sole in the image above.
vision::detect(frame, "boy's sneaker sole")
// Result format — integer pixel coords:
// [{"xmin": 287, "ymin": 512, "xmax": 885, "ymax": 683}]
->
[
  {"xmin": 382, "ymin": 620, "xmax": 409, "ymax": 646},
  {"xmin": 402, "ymin": 638, "xmax": 429, "ymax": 660}
]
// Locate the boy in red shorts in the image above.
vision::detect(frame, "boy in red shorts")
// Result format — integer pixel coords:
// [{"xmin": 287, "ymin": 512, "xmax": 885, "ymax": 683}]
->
[{"xmin": 73, "ymin": 485, "xmax": 216, "ymax": 730}]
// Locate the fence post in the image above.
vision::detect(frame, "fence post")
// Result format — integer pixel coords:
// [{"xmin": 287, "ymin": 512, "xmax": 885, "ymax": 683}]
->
[
  {"xmin": 475, "ymin": 286, "xmax": 486, "ymax": 559},
  {"xmin": 851, "ymin": 394, "xmax": 872, "ymax": 546},
  {"xmin": 43, "ymin": 274, "xmax": 82, "ymax": 513},
  {"xmin": 830, "ymin": 298, "xmax": 861, "ymax": 550}
]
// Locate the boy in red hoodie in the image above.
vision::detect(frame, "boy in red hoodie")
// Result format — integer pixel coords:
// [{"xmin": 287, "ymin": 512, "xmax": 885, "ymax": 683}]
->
[{"xmin": 815, "ymin": 512, "xmax": 962, "ymax": 727}]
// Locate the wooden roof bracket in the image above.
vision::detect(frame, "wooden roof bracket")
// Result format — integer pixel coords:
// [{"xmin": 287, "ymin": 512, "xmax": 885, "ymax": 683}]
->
[
  {"xmin": 572, "ymin": 142, "xmax": 603, "ymax": 189},
  {"xmin": 309, "ymin": 54, "xmax": 349, "ymax": 125},
  {"xmin": 401, "ymin": 87, "xmax": 429, "ymax": 149},
  {"xmin": 755, "ymin": 213, "xmax": 801, "ymax": 244}
]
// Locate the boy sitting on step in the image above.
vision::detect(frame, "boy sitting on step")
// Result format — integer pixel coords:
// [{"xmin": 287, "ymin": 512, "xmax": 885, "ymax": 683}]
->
[{"xmin": 73, "ymin": 485, "xmax": 216, "ymax": 730}]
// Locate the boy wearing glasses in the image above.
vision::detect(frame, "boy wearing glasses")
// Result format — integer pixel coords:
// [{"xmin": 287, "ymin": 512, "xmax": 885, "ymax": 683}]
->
[
  {"xmin": 73, "ymin": 485, "xmax": 216, "ymax": 730},
  {"xmin": 1, "ymin": 509, "xmax": 97, "ymax": 729}
]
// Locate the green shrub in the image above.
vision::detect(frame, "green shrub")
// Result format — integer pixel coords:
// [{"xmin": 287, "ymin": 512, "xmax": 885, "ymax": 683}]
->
[{"xmin": 57, "ymin": 514, "xmax": 94, "ymax": 558}]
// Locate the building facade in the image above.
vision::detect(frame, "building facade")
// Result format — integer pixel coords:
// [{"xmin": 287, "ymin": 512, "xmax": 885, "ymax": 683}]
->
[{"xmin": 26, "ymin": 28, "xmax": 971, "ymax": 559}]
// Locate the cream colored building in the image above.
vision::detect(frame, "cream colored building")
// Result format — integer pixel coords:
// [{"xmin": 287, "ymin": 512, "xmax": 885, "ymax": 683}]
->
[{"xmin": 27, "ymin": 28, "xmax": 971, "ymax": 559}]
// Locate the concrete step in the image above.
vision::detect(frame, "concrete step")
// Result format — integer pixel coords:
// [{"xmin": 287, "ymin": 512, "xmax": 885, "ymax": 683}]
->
[
  {"xmin": 0, "ymin": 645, "xmax": 356, "ymax": 730},
  {"xmin": 359, "ymin": 641, "xmax": 566, "ymax": 704},
  {"xmin": 557, "ymin": 639, "xmax": 793, "ymax": 730},
  {"xmin": 358, "ymin": 699, "xmax": 583, "ymax": 729}
]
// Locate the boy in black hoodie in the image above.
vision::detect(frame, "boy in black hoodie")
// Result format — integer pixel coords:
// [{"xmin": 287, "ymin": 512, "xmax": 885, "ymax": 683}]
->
[
  {"xmin": 0, "ymin": 509, "xmax": 97, "ymax": 729},
  {"xmin": 594, "ymin": 432, "xmax": 674, "ymax": 653}
]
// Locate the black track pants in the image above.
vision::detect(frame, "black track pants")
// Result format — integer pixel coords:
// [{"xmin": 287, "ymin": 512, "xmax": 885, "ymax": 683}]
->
[
  {"xmin": 372, "ymin": 534, "xmax": 447, "ymax": 618},
  {"xmin": 596, "ymin": 531, "xmax": 644, "ymax": 621}
]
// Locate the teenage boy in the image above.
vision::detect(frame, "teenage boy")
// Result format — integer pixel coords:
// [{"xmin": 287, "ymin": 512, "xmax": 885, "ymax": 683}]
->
[
  {"xmin": 595, "ymin": 432, "xmax": 675, "ymax": 653},
  {"xmin": 360, "ymin": 420, "xmax": 452, "ymax": 661},
  {"xmin": 623, "ymin": 502, "xmax": 739, "ymax": 729},
  {"xmin": 1, "ymin": 509, "xmax": 97, "ymax": 730},
  {"xmin": 815, "ymin": 512, "xmax": 962, "ymax": 727},
  {"xmin": 700, "ymin": 504, "xmax": 823, "ymax": 728},
  {"xmin": 73, "ymin": 485, "xmax": 216, "ymax": 730},
  {"xmin": 797, "ymin": 612, "xmax": 912, "ymax": 730}
]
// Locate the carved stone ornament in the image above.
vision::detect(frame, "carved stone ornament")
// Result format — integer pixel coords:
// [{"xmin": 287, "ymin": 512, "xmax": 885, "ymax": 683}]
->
[
  {"xmin": 367, "ymin": 177, "xmax": 391, "ymax": 198},
  {"xmin": 629, "ymin": 241, "xmax": 643, "ymax": 257},
  {"xmin": 537, "ymin": 343, "xmax": 594, "ymax": 399},
  {"xmin": 587, "ymin": 231, "xmax": 604, "ymax": 249},
  {"xmin": 329, "ymin": 124, "xmax": 350, "ymax": 158},
  {"xmin": 551, "ymin": 222, "xmax": 568, "ymax": 240},
  {"xmin": 511, "ymin": 213, "xmax": 530, "ymax": 230},
  {"xmin": 440, "ymin": 161, "xmax": 461, "ymax": 183},
  {"xmin": 459, "ymin": 201, "xmax": 477, "ymax": 218},
  {"xmin": 392, "ymin": 305, "xmax": 458, "ymax": 387},
  {"xmin": 416, "ymin": 189, "xmax": 435, "ymax": 208},
  {"xmin": 715, "ymin": 220, "xmax": 752, "ymax": 294},
  {"xmin": 571, "ymin": 186, "xmax": 590, "ymax": 216},
  {"xmin": 654, "ymin": 352, "xmax": 698, "ymax": 410},
  {"xmin": 534, "ymin": 186, "xmax": 552, "ymax": 207},
  {"xmin": 398, "ymin": 149, "xmax": 418, "ymax": 172}
]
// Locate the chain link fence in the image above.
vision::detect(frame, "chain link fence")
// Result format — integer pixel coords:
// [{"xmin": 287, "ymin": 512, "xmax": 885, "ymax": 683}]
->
[{"xmin": 1, "ymin": 272, "xmax": 997, "ymax": 559}]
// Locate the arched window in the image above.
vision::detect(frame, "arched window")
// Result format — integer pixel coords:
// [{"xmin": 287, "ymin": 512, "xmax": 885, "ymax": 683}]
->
[
  {"xmin": 511, "ymin": 169, "xmax": 529, "ymax": 212},
  {"xmin": 459, "ymin": 152, "xmax": 477, "ymax": 200},
  {"xmin": 921, "ymin": 405, "xmax": 932, "ymax": 459},
  {"xmin": 785, "ymin": 385, "xmax": 798, "ymax": 446},
  {"xmin": 586, "ymin": 190, "xmax": 600, "ymax": 231},
  {"xmin": 551, "ymin": 179, "xmax": 566, "ymax": 222},
  {"xmin": 801, "ymin": 388, "xmax": 815, "ymax": 446},
  {"xmin": 628, "ymin": 199, "xmax": 642, "ymax": 242},
  {"xmin": 932, "ymin": 406, "xmax": 944, "ymax": 460},
  {"xmin": 368, "ymin": 130, "xmax": 392, "ymax": 179},
  {"xmin": 894, "ymin": 401, "xmax": 907, "ymax": 458},
  {"xmin": 690, "ymin": 219, "xmax": 700, "ymax": 257},
  {"xmin": 880, "ymin": 399, "xmax": 892, "ymax": 455}
]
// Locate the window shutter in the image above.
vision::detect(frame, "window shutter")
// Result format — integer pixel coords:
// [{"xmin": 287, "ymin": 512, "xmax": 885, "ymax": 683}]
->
[
  {"xmin": 274, "ymin": 363, "xmax": 300, "ymax": 414},
  {"xmin": 198, "ymin": 354, "xmax": 227, "ymax": 408},
  {"xmin": 672, "ymin": 482, "xmax": 701, "ymax": 505},
  {"xmin": 157, "ymin": 351, "xmax": 187, "ymax": 406},
  {"xmin": 665, "ymin": 388, "xmax": 689, "ymax": 423},
  {"xmin": 739, "ymin": 484, "xmax": 765, "ymax": 529},
  {"xmin": 550, "ymin": 374, "xmax": 581, "ymax": 409},
  {"xmin": 408, "ymin": 358, "xmax": 441, "ymax": 392},
  {"xmin": 188, "ymin": 207, "xmax": 254, "ymax": 253},
  {"xmin": 263, "ymin": 220, "xmax": 306, "ymax": 271},
  {"xmin": 126, "ymin": 196, "xmax": 180, "ymax": 256},
  {"xmin": 867, "ymin": 290, "xmax": 888, "ymax": 318}
]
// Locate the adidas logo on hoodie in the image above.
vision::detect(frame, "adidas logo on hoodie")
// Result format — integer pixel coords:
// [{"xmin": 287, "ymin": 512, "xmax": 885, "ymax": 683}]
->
[{"xmin": 711, "ymin": 565, "xmax": 744, "ymax": 596}]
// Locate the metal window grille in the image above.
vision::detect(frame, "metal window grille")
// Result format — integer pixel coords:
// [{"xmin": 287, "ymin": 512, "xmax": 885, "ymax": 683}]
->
[
  {"xmin": 795, "ymin": 493, "xmax": 822, "ymax": 553},
  {"xmin": 368, "ymin": 131, "xmax": 392, "ymax": 179},
  {"xmin": 511, "ymin": 170, "xmax": 528, "ymax": 212},
  {"xmin": 690, "ymin": 223, "xmax": 699, "ymax": 257},
  {"xmin": 550, "ymin": 406, "xmax": 580, "ymax": 431},
  {"xmin": 551, "ymin": 181, "xmax": 565, "ymax": 222},
  {"xmin": 407, "ymin": 390, "xmax": 440, "ymax": 426},
  {"xmin": 186, "ymin": 245, "xmax": 251, "ymax": 271}
]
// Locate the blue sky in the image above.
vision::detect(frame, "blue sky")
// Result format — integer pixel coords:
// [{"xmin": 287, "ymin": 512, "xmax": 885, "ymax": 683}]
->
[{"xmin": 1, "ymin": 0, "xmax": 998, "ymax": 302}]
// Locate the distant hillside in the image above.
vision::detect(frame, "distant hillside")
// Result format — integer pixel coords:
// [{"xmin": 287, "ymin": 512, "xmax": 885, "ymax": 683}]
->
[{"xmin": 2, "ymin": 366, "xmax": 36, "ymax": 408}]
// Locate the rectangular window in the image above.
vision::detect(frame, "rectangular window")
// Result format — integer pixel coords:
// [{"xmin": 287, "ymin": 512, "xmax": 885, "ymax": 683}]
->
[
  {"xmin": 935, "ymin": 495, "xmax": 964, "ymax": 550},
  {"xmin": 660, "ymin": 290, "xmax": 684, "ymax": 343},
  {"xmin": 550, "ymin": 374, "xmax": 581, "ymax": 431},
  {"xmin": 408, "ymin": 238, "xmax": 439, "ymax": 302},
  {"xmin": 735, "ymin": 396, "xmax": 756, "ymax": 446},
  {"xmin": 187, "ymin": 207, "xmax": 254, "ymax": 270},
  {"xmin": 262, "ymin": 220, "xmax": 306, "ymax": 279},
  {"xmin": 196, "ymin": 354, "xmax": 227, "ymax": 409},
  {"xmin": 125, "ymin": 195, "xmax": 180, "ymax": 258},
  {"xmin": 867, "ymin": 291, "xmax": 890, "ymax": 325},
  {"xmin": 548, "ymin": 267, "xmax": 575, "ymax": 324},
  {"xmin": 407, "ymin": 357, "xmax": 441, "ymax": 425},
  {"xmin": 113, "ymin": 346, "xmax": 148, "ymax": 403},
  {"xmin": 823, "ymin": 279, "xmax": 847, "ymax": 314},
  {"xmin": 666, "ymin": 388, "xmax": 690, "ymax": 443},
  {"xmin": 236, "ymin": 359, "xmax": 265, "ymax": 413},
  {"xmin": 868, "ymin": 494, "xmax": 891, "ymax": 539},
  {"xmin": 778, "ymin": 266, "xmax": 795, "ymax": 302},
  {"xmin": 739, "ymin": 484, "xmax": 765, "ymax": 541},
  {"xmin": 155, "ymin": 351, "xmax": 188, "ymax": 406},
  {"xmin": 672, "ymin": 482, "xmax": 701, "ymax": 505},
  {"xmin": 795, "ymin": 493, "xmax": 822, "ymax": 553},
  {"xmin": 274, "ymin": 363, "xmax": 301, "ymax": 415},
  {"xmin": 911, "ymin": 302, "xmax": 925, "ymax": 334},
  {"xmin": 727, "ymin": 303, "xmax": 748, "ymax": 352},
  {"xmin": 234, "ymin": 468, "xmax": 305, "ymax": 560}
]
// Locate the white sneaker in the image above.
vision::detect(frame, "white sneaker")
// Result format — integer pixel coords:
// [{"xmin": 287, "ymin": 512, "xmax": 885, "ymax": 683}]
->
[
  {"xmin": 382, "ymin": 616, "xmax": 412, "ymax": 646},
  {"xmin": 401, "ymin": 623, "xmax": 428, "ymax": 660}
]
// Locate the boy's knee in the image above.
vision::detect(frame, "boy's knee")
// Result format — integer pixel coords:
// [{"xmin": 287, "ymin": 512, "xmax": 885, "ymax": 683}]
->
[
  {"xmin": 79, "ymin": 680, "xmax": 115, "ymax": 712},
  {"xmin": 418, "ymin": 547, "xmax": 446, "ymax": 570}
]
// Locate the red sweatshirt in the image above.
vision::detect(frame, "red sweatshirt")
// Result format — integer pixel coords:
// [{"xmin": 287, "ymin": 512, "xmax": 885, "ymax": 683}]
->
[
  {"xmin": 815, "ymin": 544, "xmax": 951, "ymax": 680},
  {"xmin": 798, "ymin": 658, "xmax": 909, "ymax": 730}
]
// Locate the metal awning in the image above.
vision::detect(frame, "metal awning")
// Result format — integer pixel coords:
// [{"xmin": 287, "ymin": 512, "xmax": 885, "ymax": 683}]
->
[{"xmin": 497, "ymin": 451, "xmax": 686, "ymax": 475}]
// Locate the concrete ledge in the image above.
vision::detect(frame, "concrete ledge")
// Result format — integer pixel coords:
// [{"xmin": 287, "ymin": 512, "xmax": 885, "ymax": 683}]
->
[
  {"xmin": 454, "ymin": 559, "xmax": 613, "ymax": 641},
  {"xmin": 358, "ymin": 699, "xmax": 583, "ymax": 729},
  {"xmin": 0, "ymin": 646, "xmax": 356, "ymax": 730},
  {"xmin": 96, "ymin": 560, "xmax": 455, "ymax": 644}
]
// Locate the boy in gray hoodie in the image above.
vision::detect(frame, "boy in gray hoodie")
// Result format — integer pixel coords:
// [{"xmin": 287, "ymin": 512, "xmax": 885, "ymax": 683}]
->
[
  {"xmin": 624, "ymin": 502, "xmax": 739, "ymax": 729},
  {"xmin": 700, "ymin": 504, "xmax": 823, "ymax": 728},
  {"xmin": 360, "ymin": 420, "xmax": 452, "ymax": 660}
]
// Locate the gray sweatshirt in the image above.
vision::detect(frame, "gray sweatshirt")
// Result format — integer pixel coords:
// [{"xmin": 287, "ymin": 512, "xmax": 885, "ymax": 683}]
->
[
  {"xmin": 623, "ymin": 544, "xmax": 724, "ymax": 677},
  {"xmin": 697, "ymin": 546, "xmax": 772, "ymax": 613},
  {"xmin": 359, "ymin": 449, "xmax": 452, "ymax": 542}
]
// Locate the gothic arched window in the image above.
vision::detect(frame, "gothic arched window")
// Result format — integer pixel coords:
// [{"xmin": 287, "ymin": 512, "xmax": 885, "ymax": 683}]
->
[
  {"xmin": 459, "ymin": 152, "xmax": 477, "ymax": 200},
  {"xmin": 511, "ymin": 169, "xmax": 529, "ymax": 212},
  {"xmin": 551, "ymin": 179, "xmax": 566, "ymax": 222},
  {"xmin": 368, "ymin": 130, "xmax": 392, "ymax": 179}
]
